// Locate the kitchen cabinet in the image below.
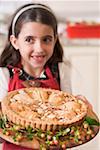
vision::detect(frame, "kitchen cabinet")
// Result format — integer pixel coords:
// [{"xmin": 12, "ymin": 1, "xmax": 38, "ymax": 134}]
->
[{"xmin": 63, "ymin": 45, "xmax": 100, "ymax": 150}]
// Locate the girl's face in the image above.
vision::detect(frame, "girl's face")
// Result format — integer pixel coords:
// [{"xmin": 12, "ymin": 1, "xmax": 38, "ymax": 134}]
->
[{"xmin": 11, "ymin": 22, "xmax": 56, "ymax": 71}]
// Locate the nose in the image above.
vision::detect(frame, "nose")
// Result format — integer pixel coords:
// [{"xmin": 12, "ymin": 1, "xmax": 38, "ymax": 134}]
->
[{"xmin": 33, "ymin": 40, "xmax": 44, "ymax": 53}]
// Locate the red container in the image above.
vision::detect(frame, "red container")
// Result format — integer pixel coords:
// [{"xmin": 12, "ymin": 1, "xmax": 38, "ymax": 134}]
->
[{"xmin": 67, "ymin": 24, "xmax": 100, "ymax": 38}]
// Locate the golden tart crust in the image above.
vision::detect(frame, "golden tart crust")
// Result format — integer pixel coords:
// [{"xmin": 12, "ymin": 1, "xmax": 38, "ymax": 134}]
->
[{"xmin": 1, "ymin": 87, "xmax": 88, "ymax": 131}]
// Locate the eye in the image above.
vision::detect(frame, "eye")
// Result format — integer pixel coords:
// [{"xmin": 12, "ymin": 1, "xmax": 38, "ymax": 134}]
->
[
  {"xmin": 25, "ymin": 36, "xmax": 34, "ymax": 44},
  {"xmin": 42, "ymin": 36, "xmax": 53, "ymax": 44}
]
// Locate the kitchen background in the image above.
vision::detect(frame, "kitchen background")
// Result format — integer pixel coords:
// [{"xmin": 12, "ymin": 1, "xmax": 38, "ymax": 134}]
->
[{"xmin": 0, "ymin": 0, "xmax": 100, "ymax": 150}]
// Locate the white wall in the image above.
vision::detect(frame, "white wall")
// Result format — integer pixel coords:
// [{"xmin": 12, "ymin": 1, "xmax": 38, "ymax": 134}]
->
[
  {"xmin": 34, "ymin": 0, "xmax": 100, "ymax": 21},
  {"xmin": 0, "ymin": 0, "xmax": 100, "ymax": 22}
]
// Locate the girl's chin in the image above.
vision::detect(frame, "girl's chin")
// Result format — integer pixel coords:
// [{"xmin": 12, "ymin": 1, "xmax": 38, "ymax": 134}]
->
[
  {"xmin": 30, "ymin": 62, "xmax": 45, "ymax": 68},
  {"xmin": 30, "ymin": 58, "xmax": 47, "ymax": 67}
]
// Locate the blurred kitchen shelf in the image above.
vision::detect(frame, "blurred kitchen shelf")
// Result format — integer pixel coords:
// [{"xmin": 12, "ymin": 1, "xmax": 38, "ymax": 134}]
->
[{"xmin": 59, "ymin": 37, "xmax": 100, "ymax": 47}]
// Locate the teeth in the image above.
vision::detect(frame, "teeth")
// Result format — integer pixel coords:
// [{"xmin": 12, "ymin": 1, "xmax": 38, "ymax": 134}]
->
[{"xmin": 32, "ymin": 56, "xmax": 44, "ymax": 57}]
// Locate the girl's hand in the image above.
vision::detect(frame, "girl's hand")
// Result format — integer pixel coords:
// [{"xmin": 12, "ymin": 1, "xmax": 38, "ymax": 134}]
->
[{"xmin": 76, "ymin": 95, "xmax": 93, "ymax": 110}]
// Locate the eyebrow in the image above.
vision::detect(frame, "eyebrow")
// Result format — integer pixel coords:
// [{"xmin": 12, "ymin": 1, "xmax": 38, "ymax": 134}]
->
[
  {"xmin": 24, "ymin": 35, "xmax": 53, "ymax": 39},
  {"xmin": 42, "ymin": 35, "xmax": 54, "ymax": 39}
]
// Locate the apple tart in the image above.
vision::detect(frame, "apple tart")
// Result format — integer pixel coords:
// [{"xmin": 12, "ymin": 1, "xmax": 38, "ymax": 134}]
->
[{"xmin": 1, "ymin": 87, "xmax": 88, "ymax": 131}]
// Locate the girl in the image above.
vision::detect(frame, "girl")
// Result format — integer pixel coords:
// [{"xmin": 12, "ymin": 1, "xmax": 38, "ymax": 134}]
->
[
  {"xmin": 0, "ymin": 3, "xmax": 72, "ymax": 150},
  {"xmin": 0, "ymin": 3, "xmax": 91, "ymax": 150}
]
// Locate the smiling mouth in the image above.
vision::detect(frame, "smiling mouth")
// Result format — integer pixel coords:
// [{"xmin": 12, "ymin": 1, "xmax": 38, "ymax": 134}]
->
[
  {"xmin": 31, "ymin": 55, "xmax": 45, "ymax": 58},
  {"xmin": 31, "ymin": 55, "xmax": 45, "ymax": 62}
]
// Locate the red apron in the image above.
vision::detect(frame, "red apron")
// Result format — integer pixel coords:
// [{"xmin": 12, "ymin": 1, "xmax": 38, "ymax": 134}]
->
[{"xmin": 3, "ymin": 66, "xmax": 60, "ymax": 150}]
